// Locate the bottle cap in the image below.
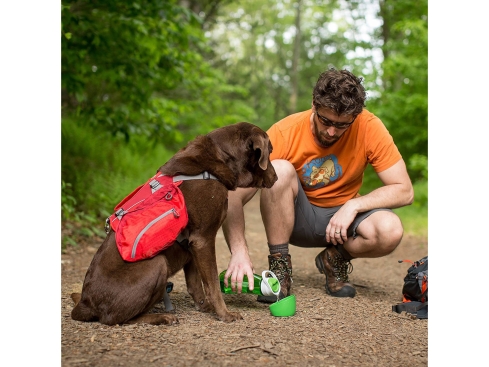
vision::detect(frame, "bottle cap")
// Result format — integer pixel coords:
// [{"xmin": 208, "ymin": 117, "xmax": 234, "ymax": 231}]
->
[
  {"xmin": 261, "ymin": 270, "xmax": 281, "ymax": 296},
  {"xmin": 268, "ymin": 277, "xmax": 280, "ymax": 293}
]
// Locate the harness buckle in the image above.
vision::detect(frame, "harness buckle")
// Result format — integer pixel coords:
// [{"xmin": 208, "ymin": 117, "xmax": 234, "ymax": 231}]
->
[
  {"xmin": 104, "ymin": 217, "xmax": 111, "ymax": 234},
  {"xmin": 149, "ymin": 179, "xmax": 161, "ymax": 193},
  {"xmin": 115, "ymin": 208, "xmax": 126, "ymax": 220}
]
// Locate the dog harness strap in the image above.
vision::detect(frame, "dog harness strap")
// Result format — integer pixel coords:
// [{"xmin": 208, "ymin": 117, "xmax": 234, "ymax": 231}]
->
[
  {"xmin": 115, "ymin": 208, "xmax": 126, "ymax": 219},
  {"xmin": 171, "ymin": 171, "xmax": 218, "ymax": 182},
  {"xmin": 149, "ymin": 179, "xmax": 162, "ymax": 193}
]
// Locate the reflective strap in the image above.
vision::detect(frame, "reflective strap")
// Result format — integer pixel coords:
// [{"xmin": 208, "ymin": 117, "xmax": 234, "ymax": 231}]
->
[
  {"xmin": 131, "ymin": 208, "xmax": 176, "ymax": 258},
  {"xmin": 171, "ymin": 171, "xmax": 218, "ymax": 182}
]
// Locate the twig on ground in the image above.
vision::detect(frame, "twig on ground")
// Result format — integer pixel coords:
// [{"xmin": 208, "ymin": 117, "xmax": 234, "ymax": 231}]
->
[
  {"xmin": 260, "ymin": 347, "xmax": 280, "ymax": 356},
  {"xmin": 229, "ymin": 343, "xmax": 261, "ymax": 353},
  {"xmin": 150, "ymin": 355, "xmax": 166, "ymax": 362}
]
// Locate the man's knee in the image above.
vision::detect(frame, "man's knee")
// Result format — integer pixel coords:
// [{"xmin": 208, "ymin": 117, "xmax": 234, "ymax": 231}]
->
[
  {"xmin": 376, "ymin": 212, "xmax": 403, "ymax": 253},
  {"xmin": 265, "ymin": 160, "xmax": 298, "ymax": 193},
  {"xmin": 357, "ymin": 211, "xmax": 403, "ymax": 255}
]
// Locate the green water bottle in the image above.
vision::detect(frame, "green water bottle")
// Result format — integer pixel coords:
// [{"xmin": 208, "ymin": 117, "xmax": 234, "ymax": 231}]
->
[{"xmin": 219, "ymin": 270, "xmax": 281, "ymax": 296}]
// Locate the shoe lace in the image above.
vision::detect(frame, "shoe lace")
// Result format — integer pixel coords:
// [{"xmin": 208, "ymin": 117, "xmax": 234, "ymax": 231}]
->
[
  {"xmin": 330, "ymin": 253, "xmax": 353, "ymax": 282},
  {"xmin": 269, "ymin": 256, "xmax": 293, "ymax": 283}
]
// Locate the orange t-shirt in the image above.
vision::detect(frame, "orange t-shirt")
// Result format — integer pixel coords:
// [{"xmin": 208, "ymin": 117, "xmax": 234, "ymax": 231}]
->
[{"xmin": 267, "ymin": 108, "xmax": 402, "ymax": 207}]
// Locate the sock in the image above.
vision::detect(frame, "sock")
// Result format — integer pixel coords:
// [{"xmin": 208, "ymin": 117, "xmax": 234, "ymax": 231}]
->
[
  {"xmin": 336, "ymin": 244, "xmax": 355, "ymax": 260},
  {"xmin": 268, "ymin": 242, "xmax": 289, "ymax": 257}
]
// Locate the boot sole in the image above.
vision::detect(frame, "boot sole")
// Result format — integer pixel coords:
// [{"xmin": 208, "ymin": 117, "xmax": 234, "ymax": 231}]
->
[{"xmin": 315, "ymin": 252, "xmax": 356, "ymax": 298}]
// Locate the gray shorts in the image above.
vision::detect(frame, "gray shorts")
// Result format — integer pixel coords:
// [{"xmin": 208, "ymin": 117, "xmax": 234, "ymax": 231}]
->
[{"xmin": 289, "ymin": 176, "xmax": 392, "ymax": 248}]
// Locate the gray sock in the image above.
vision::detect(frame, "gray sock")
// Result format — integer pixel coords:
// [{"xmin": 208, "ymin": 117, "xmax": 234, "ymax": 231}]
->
[{"xmin": 268, "ymin": 242, "xmax": 289, "ymax": 256}]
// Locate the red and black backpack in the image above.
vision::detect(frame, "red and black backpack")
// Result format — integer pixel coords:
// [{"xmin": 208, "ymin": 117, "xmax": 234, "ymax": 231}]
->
[{"xmin": 392, "ymin": 256, "xmax": 428, "ymax": 319}]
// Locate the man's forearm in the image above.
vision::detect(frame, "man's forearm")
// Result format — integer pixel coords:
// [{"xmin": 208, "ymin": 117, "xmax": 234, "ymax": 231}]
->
[
  {"xmin": 350, "ymin": 182, "xmax": 414, "ymax": 214},
  {"xmin": 222, "ymin": 188, "xmax": 257, "ymax": 255}
]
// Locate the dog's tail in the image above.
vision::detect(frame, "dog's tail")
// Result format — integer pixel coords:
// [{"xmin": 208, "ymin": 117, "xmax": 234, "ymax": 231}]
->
[{"xmin": 70, "ymin": 293, "xmax": 97, "ymax": 322}]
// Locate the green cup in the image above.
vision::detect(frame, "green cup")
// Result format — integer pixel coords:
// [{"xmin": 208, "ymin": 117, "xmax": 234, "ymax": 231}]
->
[{"xmin": 269, "ymin": 294, "xmax": 296, "ymax": 317}]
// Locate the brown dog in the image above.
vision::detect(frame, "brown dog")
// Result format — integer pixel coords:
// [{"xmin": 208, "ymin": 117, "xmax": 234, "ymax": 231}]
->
[{"xmin": 70, "ymin": 122, "xmax": 277, "ymax": 325}]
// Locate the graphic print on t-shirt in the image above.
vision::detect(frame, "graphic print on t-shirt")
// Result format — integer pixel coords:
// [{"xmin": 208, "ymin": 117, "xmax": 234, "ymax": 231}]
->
[{"xmin": 301, "ymin": 155, "xmax": 342, "ymax": 189}]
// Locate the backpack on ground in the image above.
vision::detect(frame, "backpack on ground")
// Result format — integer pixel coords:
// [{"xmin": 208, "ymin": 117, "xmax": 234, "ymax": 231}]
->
[{"xmin": 392, "ymin": 256, "xmax": 428, "ymax": 319}]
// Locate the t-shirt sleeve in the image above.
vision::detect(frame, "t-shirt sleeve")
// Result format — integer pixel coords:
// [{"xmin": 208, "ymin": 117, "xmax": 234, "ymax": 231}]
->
[
  {"xmin": 365, "ymin": 117, "xmax": 402, "ymax": 173},
  {"xmin": 267, "ymin": 124, "xmax": 286, "ymax": 161}
]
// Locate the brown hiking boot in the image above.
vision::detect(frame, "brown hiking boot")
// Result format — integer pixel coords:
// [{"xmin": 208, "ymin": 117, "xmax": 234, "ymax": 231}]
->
[
  {"xmin": 315, "ymin": 247, "xmax": 356, "ymax": 298},
  {"xmin": 257, "ymin": 253, "xmax": 293, "ymax": 303}
]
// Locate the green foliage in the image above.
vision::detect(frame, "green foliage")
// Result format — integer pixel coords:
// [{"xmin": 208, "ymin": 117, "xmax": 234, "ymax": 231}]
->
[
  {"xmin": 408, "ymin": 153, "xmax": 428, "ymax": 181},
  {"xmin": 61, "ymin": 116, "xmax": 181, "ymax": 248},
  {"xmin": 394, "ymin": 180, "xmax": 428, "ymax": 237},
  {"xmin": 205, "ymin": 0, "xmax": 363, "ymax": 129},
  {"xmin": 62, "ymin": 179, "xmax": 105, "ymax": 249},
  {"xmin": 62, "ymin": 117, "xmax": 174, "ymax": 218},
  {"xmin": 361, "ymin": 167, "xmax": 428, "ymax": 237},
  {"xmin": 370, "ymin": 0, "xmax": 428, "ymax": 181},
  {"xmin": 61, "ymin": 0, "xmax": 254, "ymax": 146}
]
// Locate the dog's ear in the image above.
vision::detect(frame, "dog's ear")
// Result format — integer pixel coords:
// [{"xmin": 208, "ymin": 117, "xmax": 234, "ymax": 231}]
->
[{"xmin": 251, "ymin": 134, "xmax": 270, "ymax": 171}]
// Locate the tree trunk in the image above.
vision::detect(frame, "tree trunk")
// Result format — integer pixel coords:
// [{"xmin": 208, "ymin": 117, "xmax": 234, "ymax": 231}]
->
[{"xmin": 289, "ymin": 0, "xmax": 302, "ymax": 114}]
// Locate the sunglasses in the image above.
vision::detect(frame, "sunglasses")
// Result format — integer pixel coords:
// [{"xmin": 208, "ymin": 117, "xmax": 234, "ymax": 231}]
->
[{"xmin": 315, "ymin": 110, "xmax": 355, "ymax": 129}]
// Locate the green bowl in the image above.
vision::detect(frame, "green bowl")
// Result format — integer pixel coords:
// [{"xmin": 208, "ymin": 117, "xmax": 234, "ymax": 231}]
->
[{"xmin": 269, "ymin": 294, "xmax": 296, "ymax": 317}]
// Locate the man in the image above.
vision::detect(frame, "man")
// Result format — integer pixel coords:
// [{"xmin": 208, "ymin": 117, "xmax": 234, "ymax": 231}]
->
[{"xmin": 222, "ymin": 68, "xmax": 414, "ymax": 302}]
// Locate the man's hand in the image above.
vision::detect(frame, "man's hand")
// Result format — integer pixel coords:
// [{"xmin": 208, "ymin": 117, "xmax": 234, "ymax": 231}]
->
[
  {"xmin": 325, "ymin": 159, "xmax": 414, "ymax": 245},
  {"xmin": 222, "ymin": 187, "xmax": 258, "ymax": 293},
  {"xmin": 224, "ymin": 249, "xmax": 255, "ymax": 293},
  {"xmin": 325, "ymin": 200, "xmax": 358, "ymax": 245}
]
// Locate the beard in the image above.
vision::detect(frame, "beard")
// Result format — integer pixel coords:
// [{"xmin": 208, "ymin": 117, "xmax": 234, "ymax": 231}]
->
[{"xmin": 313, "ymin": 120, "xmax": 340, "ymax": 148}]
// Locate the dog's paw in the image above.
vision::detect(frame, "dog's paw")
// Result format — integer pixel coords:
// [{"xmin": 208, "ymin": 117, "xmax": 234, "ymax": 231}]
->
[
  {"xmin": 160, "ymin": 315, "xmax": 179, "ymax": 326},
  {"xmin": 218, "ymin": 311, "xmax": 243, "ymax": 323},
  {"xmin": 129, "ymin": 313, "xmax": 179, "ymax": 326},
  {"xmin": 195, "ymin": 299, "xmax": 213, "ymax": 313}
]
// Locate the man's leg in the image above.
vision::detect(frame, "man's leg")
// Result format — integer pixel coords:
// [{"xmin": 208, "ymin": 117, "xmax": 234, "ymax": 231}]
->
[
  {"xmin": 341, "ymin": 210, "xmax": 403, "ymax": 259},
  {"xmin": 258, "ymin": 160, "xmax": 298, "ymax": 302},
  {"xmin": 287, "ymin": 174, "xmax": 404, "ymax": 298},
  {"xmin": 315, "ymin": 210, "xmax": 403, "ymax": 297}
]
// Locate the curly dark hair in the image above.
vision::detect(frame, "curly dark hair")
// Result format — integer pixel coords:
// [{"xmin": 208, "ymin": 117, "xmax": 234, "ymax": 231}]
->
[{"xmin": 312, "ymin": 68, "xmax": 366, "ymax": 117}]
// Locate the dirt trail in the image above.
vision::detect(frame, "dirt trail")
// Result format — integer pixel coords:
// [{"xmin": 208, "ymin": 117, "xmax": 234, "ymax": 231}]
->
[{"xmin": 61, "ymin": 194, "xmax": 428, "ymax": 366}]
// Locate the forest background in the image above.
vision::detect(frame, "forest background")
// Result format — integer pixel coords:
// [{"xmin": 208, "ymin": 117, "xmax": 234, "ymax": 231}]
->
[{"xmin": 61, "ymin": 0, "xmax": 428, "ymax": 246}]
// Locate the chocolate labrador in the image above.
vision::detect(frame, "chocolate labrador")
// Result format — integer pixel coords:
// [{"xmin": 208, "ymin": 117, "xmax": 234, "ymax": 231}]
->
[{"xmin": 70, "ymin": 122, "xmax": 277, "ymax": 325}]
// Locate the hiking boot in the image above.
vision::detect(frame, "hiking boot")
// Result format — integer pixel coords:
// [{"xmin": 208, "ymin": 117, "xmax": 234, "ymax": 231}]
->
[
  {"xmin": 315, "ymin": 247, "xmax": 356, "ymax": 298},
  {"xmin": 257, "ymin": 253, "xmax": 293, "ymax": 303}
]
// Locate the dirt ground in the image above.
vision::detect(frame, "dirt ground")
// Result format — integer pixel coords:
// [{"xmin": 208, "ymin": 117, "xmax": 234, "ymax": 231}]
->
[{"xmin": 61, "ymin": 194, "xmax": 428, "ymax": 367}]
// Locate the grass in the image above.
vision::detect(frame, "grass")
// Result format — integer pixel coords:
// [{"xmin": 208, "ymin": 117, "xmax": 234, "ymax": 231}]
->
[
  {"xmin": 61, "ymin": 118, "xmax": 175, "ymax": 248},
  {"xmin": 394, "ymin": 180, "xmax": 428, "ymax": 237}
]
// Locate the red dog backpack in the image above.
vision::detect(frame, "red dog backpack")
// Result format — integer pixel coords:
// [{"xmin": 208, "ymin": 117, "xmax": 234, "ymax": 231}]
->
[{"xmin": 105, "ymin": 173, "xmax": 188, "ymax": 262}]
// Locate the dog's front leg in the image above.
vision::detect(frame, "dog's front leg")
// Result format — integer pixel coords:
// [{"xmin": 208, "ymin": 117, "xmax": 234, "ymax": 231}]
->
[
  {"xmin": 190, "ymin": 238, "xmax": 243, "ymax": 322},
  {"xmin": 184, "ymin": 259, "xmax": 213, "ymax": 313}
]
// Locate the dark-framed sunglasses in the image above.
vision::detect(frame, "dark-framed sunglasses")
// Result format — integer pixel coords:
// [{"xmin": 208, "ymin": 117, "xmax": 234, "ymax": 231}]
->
[{"xmin": 315, "ymin": 110, "xmax": 355, "ymax": 129}]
